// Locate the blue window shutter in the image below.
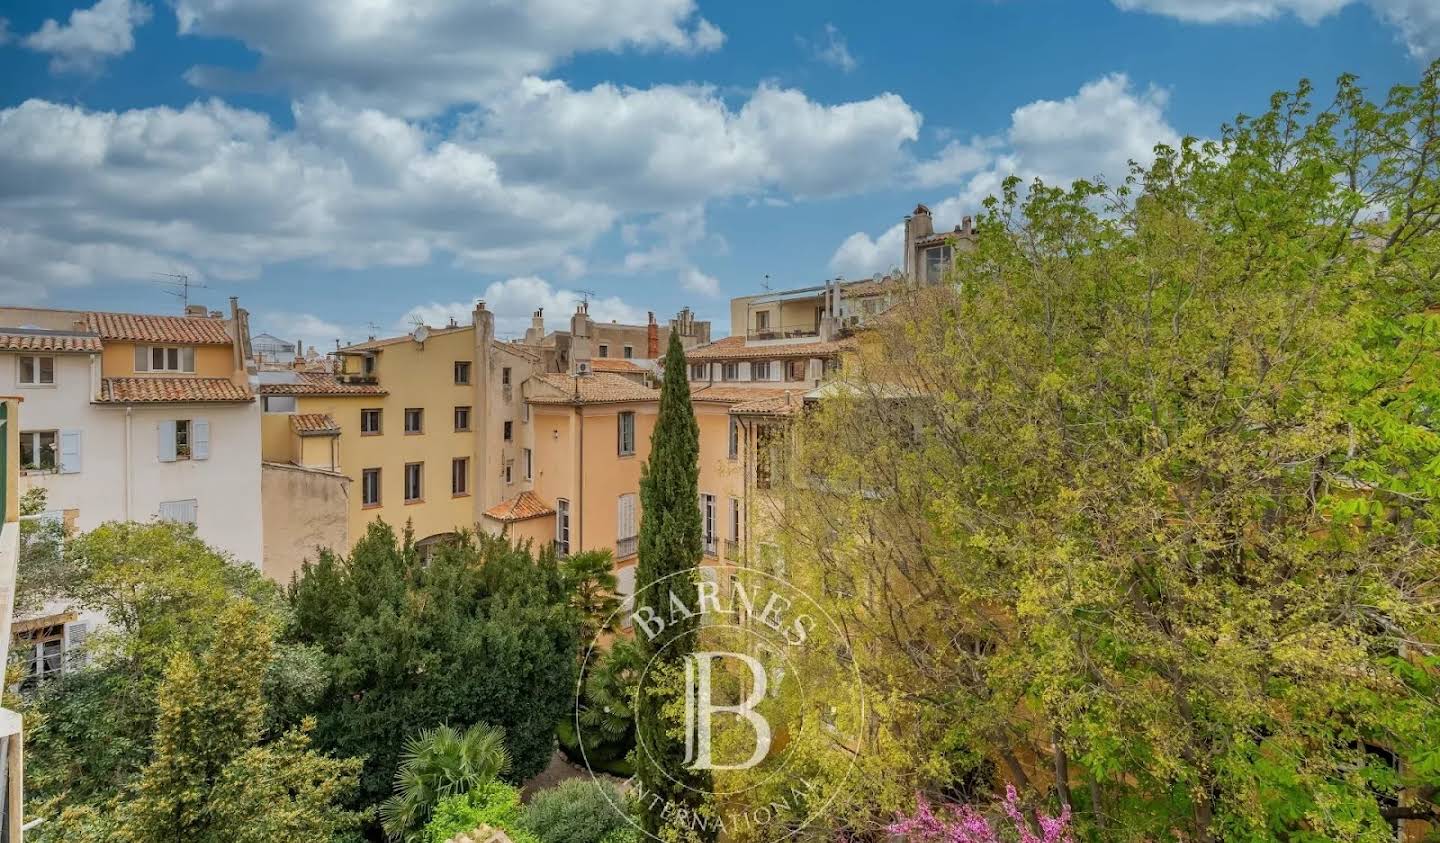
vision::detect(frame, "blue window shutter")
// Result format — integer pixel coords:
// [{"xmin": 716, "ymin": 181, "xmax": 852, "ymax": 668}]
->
[
  {"xmin": 157, "ymin": 421, "xmax": 177, "ymax": 462},
  {"xmin": 59, "ymin": 429, "xmax": 82, "ymax": 474},
  {"xmin": 192, "ymin": 419, "xmax": 211, "ymax": 461}
]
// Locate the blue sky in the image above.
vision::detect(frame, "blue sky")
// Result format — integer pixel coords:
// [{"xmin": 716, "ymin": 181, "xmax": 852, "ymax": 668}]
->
[{"xmin": 0, "ymin": 0, "xmax": 1430, "ymax": 346}]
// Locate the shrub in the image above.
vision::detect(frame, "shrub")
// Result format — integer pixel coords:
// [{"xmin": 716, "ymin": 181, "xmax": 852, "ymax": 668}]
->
[
  {"xmin": 524, "ymin": 778, "xmax": 630, "ymax": 843},
  {"xmin": 380, "ymin": 723, "xmax": 511, "ymax": 841},
  {"xmin": 423, "ymin": 782, "xmax": 538, "ymax": 843}
]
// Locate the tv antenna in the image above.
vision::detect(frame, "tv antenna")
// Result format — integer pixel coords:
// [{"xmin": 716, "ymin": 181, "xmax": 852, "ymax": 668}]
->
[
  {"xmin": 575, "ymin": 289, "xmax": 596, "ymax": 311},
  {"xmin": 761, "ymin": 274, "xmax": 772, "ymax": 292},
  {"xmin": 152, "ymin": 273, "xmax": 208, "ymax": 309}
]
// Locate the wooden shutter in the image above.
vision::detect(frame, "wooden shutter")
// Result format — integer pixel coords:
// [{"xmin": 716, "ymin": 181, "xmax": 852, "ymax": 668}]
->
[
  {"xmin": 134, "ymin": 346, "xmax": 150, "ymax": 372},
  {"xmin": 65, "ymin": 622, "xmax": 89, "ymax": 669},
  {"xmin": 59, "ymin": 429, "xmax": 82, "ymax": 474},
  {"xmin": 192, "ymin": 419, "xmax": 211, "ymax": 460},
  {"xmin": 157, "ymin": 420, "xmax": 177, "ymax": 462}
]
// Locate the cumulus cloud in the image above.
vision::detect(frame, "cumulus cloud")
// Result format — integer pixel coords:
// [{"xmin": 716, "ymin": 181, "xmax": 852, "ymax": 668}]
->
[
  {"xmin": 23, "ymin": 0, "xmax": 152, "ymax": 74},
  {"xmin": 402, "ymin": 277, "xmax": 646, "ymax": 339},
  {"xmin": 0, "ymin": 97, "xmax": 613, "ymax": 298},
  {"xmin": 799, "ymin": 23, "xmax": 857, "ymax": 72},
  {"xmin": 680, "ymin": 267, "xmax": 721, "ymax": 297},
  {"xmin": 473, "ymin": 78, "xmax": 922, "ymax": 207},
  {"xmin": 174, "ymin": 0, "xmax": 724, "ymax": 116},
  {"xmin": 256, "ymin": 312, "xmax": 354, "ymax": 352},
  {"xmin": 1113, "ymin": 0, "xmax": 1439, "ymax": 59},
  {"xmin": 833, "ymin": 74, "xmax": 1181, "ymax": 277}
]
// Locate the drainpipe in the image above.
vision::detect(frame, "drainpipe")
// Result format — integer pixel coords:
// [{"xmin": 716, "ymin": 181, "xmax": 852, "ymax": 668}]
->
[
  {"xmin": 576, "ymin": 405, "xmax": 584, "ymax": 553},
  {"xmin": 124, "ymin": 406, "xmax": 133, "ymax": 520}
]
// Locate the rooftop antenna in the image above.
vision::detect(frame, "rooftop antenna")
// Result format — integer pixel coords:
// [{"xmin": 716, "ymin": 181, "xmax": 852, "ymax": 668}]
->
[
  {"xmin": 761, "ymin": 274, "xmax": 771, "ymax": 292},
  {"xmin": 151, "ymin": 273, "xmax": 208, "ymax": 310}
]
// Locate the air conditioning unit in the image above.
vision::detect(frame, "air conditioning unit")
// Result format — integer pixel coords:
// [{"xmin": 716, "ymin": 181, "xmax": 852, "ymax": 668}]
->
[{"xmin": 576, "ymin": 361, "xmax": 592, "ymax": 375}]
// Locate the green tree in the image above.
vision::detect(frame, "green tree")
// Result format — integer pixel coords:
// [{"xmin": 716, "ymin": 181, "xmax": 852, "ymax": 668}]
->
[
  {"xmin": 380, "ymin": 723, "xmax": 512, "ymax": 841},
  {"xmin": 525, "ymin": 778, "xmax": 632, "ymax": 843},
  {"xmin": 736, "ymin": 65, "xmax": 1440, "ymax": 841},
  {"xmin": 290, "ymin": 524, "xmax": 579, "ymax": 805},
  {"xmin": 634, "ymin": 331, "xmax": 713, "ymax": 839},
  {"xmin": 15, "ymin": 488, "xmax": 73, "ymax": 617},
  {"xmin": 562, "ymin": 549, "xmax": 622, "ymax": 652},
  {"xmin": 575, "ymin": 638, "xmax": 643, "ymax": 771}
]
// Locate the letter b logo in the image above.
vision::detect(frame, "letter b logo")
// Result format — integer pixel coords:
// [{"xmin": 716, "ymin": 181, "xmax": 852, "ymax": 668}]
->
[{"xmin": 682, "ymin": 652, "xmax": 772, "ymax": 771}]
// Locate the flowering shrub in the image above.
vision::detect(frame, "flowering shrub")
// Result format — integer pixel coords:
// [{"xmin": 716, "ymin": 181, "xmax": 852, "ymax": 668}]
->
[{"xmin": 886, "ymin": 786, "xmax": 1072, "ymax": 843}]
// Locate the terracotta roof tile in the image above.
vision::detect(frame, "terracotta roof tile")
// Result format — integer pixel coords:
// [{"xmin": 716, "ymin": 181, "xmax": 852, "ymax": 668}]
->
[
  {"xmin": 692, "ymin": 386, "xmax": 797, "ymax": 404},
  {"xmin": 87, "ymin": 311, "xmax": 232, "ymax": 345},
  {"xmin": 483, "ymin": 491, "xmax": 556, "ymax": 523},
  {"xmin": 291, "ymin": 413, "xmax": 340, "ymax": 435},
  {"xmin": 729, "ymin": 391, "xmax": 807, "ymax": 416},
  {"xmin": 258, "ymin": 372, "xmax": 388, "ymax": 396},
  {"xmin": 686, "ymin": 335, "xmax": 856, "ymax": 362},
  {"xmin": 97, "ymin": 377, "xmax": 254, "ymax": 403},
  {"xmin": 527, "ymin": 372, "xmax": 658, "ymax": 405},
  {"xmin": 0, "ymin": 331, "xmax": 101, "ymax": 353},
  {"xmin": 339, "ymin": 325, "xmax": 470, "ymax": 352},
  {"xmin": 589, "ymin": 358, "xmax": 643, "ymax": 373}
]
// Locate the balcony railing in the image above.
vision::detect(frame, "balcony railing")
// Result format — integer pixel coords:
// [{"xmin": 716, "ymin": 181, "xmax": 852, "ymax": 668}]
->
[
  {"xmin": 616, "ymin": 535, "xmax": 637, "ymax": 559},
  {"xmin": 704, "ymin": 535, "xmax": 718, "ymax": 557},
  {"xmin": 747, "ymin": 326, "xmax": 821, "ymax": 341},
  {"xmin": 724, "ymin": 539, "xmax": 741, "ymax": 561}
]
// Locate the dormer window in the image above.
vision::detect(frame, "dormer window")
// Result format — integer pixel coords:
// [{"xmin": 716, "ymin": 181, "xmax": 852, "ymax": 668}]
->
[
  {"xmin": 924, "ymin": 245, "xmax": 953, "ymax": 282},
  {"xmin": 135, "ymin": 345, "xmax": 196, "ymax": 373}
]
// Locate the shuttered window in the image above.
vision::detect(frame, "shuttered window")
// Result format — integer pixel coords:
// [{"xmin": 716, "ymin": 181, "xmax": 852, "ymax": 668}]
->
[{"xmin": 159, "ymin": 499, "xmax": 198, "ymax": 524}]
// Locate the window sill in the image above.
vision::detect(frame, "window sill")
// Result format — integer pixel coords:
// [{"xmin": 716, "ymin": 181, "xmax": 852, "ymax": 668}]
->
[
  {"xmin": 618, "ymin": 452, "xmax": 636, "ymax": 459},
  {"xmin": 361, "ymin": 431, "xmax": 382, "ymax": 437},
  {"xmin": 16, "ymin": 383, "xmax": 57, "ymax": 389},
  {"xmin": 455, "ymin": 428, "xmax": 471, "ymax": 433},
  {"xmin": 362, "ymin": 502, "xmax": 382, "ymax": 510},
  {"xmin": 404, "ymin": 498, "xmax": 425, "ymax": 506},
  {"xmin": 21, "ymin": 468, "xmax": 58, "ymax": 476},
  {"xmin": 452, "ymin": 492, "xmax": 471, "ymax": 498},
  {"xmin": 404, "ymin": 431, "xmax": 423, "ymax": 436}
]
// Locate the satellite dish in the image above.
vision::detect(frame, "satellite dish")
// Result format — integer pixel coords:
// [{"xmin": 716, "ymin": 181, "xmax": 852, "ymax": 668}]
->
[{"xmin": 412, "ymin": 325, "xmax": 431, "ymax": 344}]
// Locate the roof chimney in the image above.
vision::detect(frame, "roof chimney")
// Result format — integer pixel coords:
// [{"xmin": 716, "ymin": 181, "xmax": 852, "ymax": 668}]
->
[
  {"xmin": 647, "ymin": 311, "xmax": 659, "ymax": 358},
  {"xmin": 185, "ymin": 304, "xmax": 207, "ymax": 318},
  {"xmin": 524, "ymin": 307, "xmax": 545, "ymax": 345}
]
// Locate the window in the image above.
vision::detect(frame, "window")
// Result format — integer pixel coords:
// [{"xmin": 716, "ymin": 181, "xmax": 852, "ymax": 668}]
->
[
  {"xmin": 404, "ymin": 408, "xmax": 423, "ymax": 434},
  {"xmin": 454, "ymin": 361, "xmax": 471, "ymax": 384},
  {"xmin": 598, "ymin": 344, "xmax": 609, "ymax": 358},
  {"xmin": 523, "ymin": 447, "xmax": 533, "ymax": 480},
  {"xmin": 20, "ymin": 625, "xmax": 65, "ymax": 686},
  {"xmin": 505, "ymin": 460, "xmax": 514, "ymax": 484},
  {"xmin": 362, "ymin": 468, "xmax": 381, "ymax": 506},
  {"xmin": 556, "ymin": 499, "xmax": 571, "ymax": 556},
  {"xmin": 617, "ymin": 493, "xmax": 638, "ymax": 558},
  {"xmin": 262, "ymin": 396, "xmax": 297, "ymax": 413},
  {"xmin": 158, "ymin": 419, "xmax": 208, "ymax": 462},
  {"xmin": 452, "ymin": 458, "xmax": 469, "ymax": 495},
  {"xmin": 690, "ymin": 363, "xmax": 708, "ymax": 381},
  {"xmin": 501, "ymin": 367, "xmax": 512, "ymax": 386},
  {"xmin": 785, "ymin": 359, "xmax": 808, "ymax": 382},
  {"xmin": 20, "ymin": 430, "xmax": 58, "ymax": 471},
  {"xmin": 504, "ymin": 420, "xmax": 513, "ymax": 441},
  {"xmin": 159, "ymin": 499, "xmax": 198, "ymax": 524},
  {"xmin": 755, "ymin": 311, "xmax": 770, "ymax": 331},
  {"xmin": 924, "ymin": 244, "xmax": 953, "ymax": 281},
  {"xmin": 618, "ymin": 411, "xmax": 636, "ymax": 456},
  {"xmin": 721, "ymin": 362, "xmax": 740, "ymax": 381},
  {"xmin": 404, "ymin": 462, "xmax": 423, "ymax": 502},
  {"xmin": 19, "ymin": 355, "xmax": 55, "ymax": 385},
  {"xmin": 701, "ymin": 494, "xmax": 717, "ymax": 555},
  {"xmin": 361, "ymin": 408, "xmax": 382, "ymax": 434},
  {"xmin": 752, "ymin": 361, "xmax": 771, "ymax": 380},
  {"xmin": 454, "ymin": 406, "xmax": 471, "ymax": 431},
  {"xmin": 363, "ymin": 355, "xmax": 376, "ymax": 377},
  {"xmin": 623, "ymin": 345, "xmax": 634, "ymax": 359},
  {"xmin": 137, "ymin": 345, "xmax": 196, "ymax": 373},
  {"xmin": 729, "ymin": 497, "xmax": 742, "ymax": 542},
  {"xmin": 728, "ymin": 416, "xmax": 739, "ymax": 460}
]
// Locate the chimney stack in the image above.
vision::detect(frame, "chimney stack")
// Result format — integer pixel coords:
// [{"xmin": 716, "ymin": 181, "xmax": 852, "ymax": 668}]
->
[
  {"xmin": 961, "ymin": 215, "xmax": 973, "ymax": 236},
  {"xmin": 524, "ymin": 307, "xmax": 545, "ymax": 345},
  {"xmin": 185, "ymin": 304, "xmax": 207, "ymax": 318},
  {"xmin": 569, "ymin": 302, "xmax": 594, "ymax": 374},
  {"xmin": 647, "ymin": 311, "xmax": 659, "ymax": 358}
]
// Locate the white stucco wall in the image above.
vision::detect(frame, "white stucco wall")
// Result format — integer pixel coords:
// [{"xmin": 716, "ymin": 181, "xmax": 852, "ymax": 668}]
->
[{"xmin": 6, "ymin": 352, "xmax": 264, "ymax": 567}]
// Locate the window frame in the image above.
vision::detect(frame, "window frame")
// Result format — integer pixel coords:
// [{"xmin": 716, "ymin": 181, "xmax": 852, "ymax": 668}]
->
[
  {"xmin": 361, "ymin": 467, "xmax": 382, "ymax": 507},
  {"xmin": 701, "ymin": 493, "xmax": 717, "ymax": 555},
  {"xmin": 403, "ymin": 462, "xmax": 424, "ymax": 503},
  {"xmin": 20, "ymin": 429, "xmax": 59, "ymax": 472},
  {"xmin": 18, "ymin": 354, "xmax": 56, "ymax": 386},
  {"xmin": 728, "ymin": 416, "xmax": 739, "ymax": 460},
  {"xmin": 556, "ymin": 498, "xmax": 571, "ymax": 556},
  {"xmin": 523, "ymin": 447, "xmax": 533, "ymax": 480},
  {"xmin": 623, "ymin": 345, "xmax": 634, "ymax": 359},
  {"xmin": 501, "ymin": 367, "xmax": 512, "ymax": 386},
  {"xmin": 452, "ymin": 457, "xmax": 469, "ymax": 496},
  {"xmin": 147, "ymin": 345, "xmax": 196, "ymax": 373},
  {"xmin": 404, "ymin": 408, "xmax": 424, "ymax": 434},
  {"xmin": 262, "ymin": 395, "xmax": 297, "ymax": 414},
  {"xmin": 690, "ymin": 363, "xmax": 708, "ymax": 381},
  {"xmin": 454, "ymin": 360, "xmax": 471, "ymax": 385},
  {"xmin": 617, "ymin": 411, "xmax": 636, "ymax": 456},
  {"xmin": 504, "ymin": 420, "xmax": 513, "ymax": 441},
  {"xmin": 174, "ymin": 419, "xmax": 192, "ymax": 460},
  {"xmin": 454, "ymin": 406, "xmax": 471, "ymax": 432},
  {"xmin": 360, "ymin": 408, "xmax": 382, "ymax": 435},
  {"xmin": 752, "ymin": 361, "xmax": 771, "ymax": 381},
  {"xmin": 721, "ymin": 362, "xmax": 740, "ymax": 382},
  {"xmin": 598, "ymin": 344, "xmax": 609, "ymax": 358}
]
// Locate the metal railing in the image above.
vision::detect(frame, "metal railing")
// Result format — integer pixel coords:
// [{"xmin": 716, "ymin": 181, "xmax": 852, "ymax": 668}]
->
[
  {"xmin": 616, "ymin": 536, "xmax": 637, "ymax": 559},
  {"xmin": 724, "ymin": 539, "xmax": 741, "ymax": 561},
  {"xmin": 747, "ymin": 326, "xmax": 820, "ymax": 341},
  {"xmin": 703, "ymin": 536, "xmax": 718, "ymax": 557}
]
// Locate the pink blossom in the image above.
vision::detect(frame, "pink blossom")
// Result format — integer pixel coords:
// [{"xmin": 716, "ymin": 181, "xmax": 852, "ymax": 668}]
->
[{"xmin": 885, "ymin": 786, "xmax": 1073, "ymax": 843}]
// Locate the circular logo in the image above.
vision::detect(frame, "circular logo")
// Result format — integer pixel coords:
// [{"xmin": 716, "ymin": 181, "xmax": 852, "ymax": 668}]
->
[{"xmin": 575, "ymin": 566, "xmax": 865, "ymax": 841}]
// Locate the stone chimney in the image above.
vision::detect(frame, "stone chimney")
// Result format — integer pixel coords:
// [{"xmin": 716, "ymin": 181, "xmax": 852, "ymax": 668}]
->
[
  {"xmin": 471, "ymin": 300, "xmax": 494, "ymax": 519},
  {"xmin": 569, "ymin": 301, "xmax": 593, "ymax": 374},
  {"xmin": 523, "ymin": 308, "xmax": 545, "ymax": 345},
  {"xmin": 185, "ymin": 304, "xmax": 207, "ymax": 317},
  {"xmin": 903, "ymin": 203, "xmax": 935, "ymax": 281},
  {"xmin": 646, "ymin": 312, "xmax": 659, "ymax": 358}
]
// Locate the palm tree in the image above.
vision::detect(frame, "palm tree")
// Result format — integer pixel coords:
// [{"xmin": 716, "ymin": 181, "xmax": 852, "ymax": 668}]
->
[{"xmin": 379, "ymin": 722, "xmax": 511, "ymax": 841}]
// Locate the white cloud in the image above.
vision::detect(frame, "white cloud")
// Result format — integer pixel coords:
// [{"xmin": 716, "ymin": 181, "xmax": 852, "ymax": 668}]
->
[
  {"xmin": 256, "ymin": 312, "xmax": 353, "ymax": 353},
  {"xmin": 799, "ymin": 23, "xmax": 857, "ymax": 72},
  {"xmin": 834, "ymin": 74, "xmax": 1181, "ymax": 277},
  {"xmin": 1113, "ymin": 0, "xmax": 1439, "ymax": 59},
  {"xmin": 402, "ymin": 277, "xmax": 646, "ymax": 339},
  {"xmin": 474, "ymin": 78, "xmax": 922, "ymax": 206},
  {"xmin": 23, "ymin": 0, "xmax": 152, "ymax": 74},
  {"xmin": 175, "ymin": 0, "xmax": 724, "ymax": 116},
  {"xmin": 680, "ymin": 267, "xmax": 721, "ymax": 297},
  {"xmin": 0, "ymin": 97, "xmax": 613, "ymax": 297}
]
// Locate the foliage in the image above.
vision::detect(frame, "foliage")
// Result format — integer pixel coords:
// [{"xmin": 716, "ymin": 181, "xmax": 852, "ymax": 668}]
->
[
  {"xmin": 15, "ymin": 488, "xmax": 73, "ymax": 617},
  {"xmin": 738, "ymin": 63, "xmax": 1440, "ymax": 841},
  {"xmin": 381, "ymin": 722, "xmax": 512, "ymax": 842},
  {"xmin": 562, "ymin": 549, "xmax": 622, "ymax": 650},
  {"xmin": 289, "ymin": 523, "xmax": 579, "ymax": 804},
  {"xmin": 573, "ymin": 638, "xmax": 642, "ymax": 771},
  {"xmin": 524, "ymin": 778, "xmax": 631, "ymax": 843},
  {"xmin": 422, "ymin": 781, "xmax": 540, "ymax": 843},
  {"xmin": 114, "ymin": 601, "xmax": 364, "ymax": 841},
  {"xmin": 887, "ymin": 787, "xmax": 1072, "ymax": 843},
  {"xmin": 262, "ymin": 641, "xmax": 331, "ymax": 737},
  {"xmin": 634, "ymin": 330, "xmax": 713, "ymax": 838}
]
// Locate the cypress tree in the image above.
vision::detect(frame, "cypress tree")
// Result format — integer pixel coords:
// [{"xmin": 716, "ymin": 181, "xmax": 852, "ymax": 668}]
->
[{"xmin": 634, "ymin": 330, "xmax": 713, "ymax": 839}]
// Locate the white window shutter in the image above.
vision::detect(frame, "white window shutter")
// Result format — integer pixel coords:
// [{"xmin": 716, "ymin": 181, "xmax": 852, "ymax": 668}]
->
[
  {"xmin": 59, "ymin": 429, "xmax": 82, "ymax": 474},
  {"xmin": 192, "ymin": 419, "xmax": 211, "ymax": 460},
  {"xmin": 65, "ymin": 622, "xmax": 89, "ymax": 669},
  {"xmin": 134, "ymin": 346, "xmax": 149, "ymax": 372},
  {"xmin": 157, "ymin": 420, "xmax": 177, "ymax": 462},
  {"xmin": 181, "ymin": 347, "xmax": 196, "ymax": 372}
]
